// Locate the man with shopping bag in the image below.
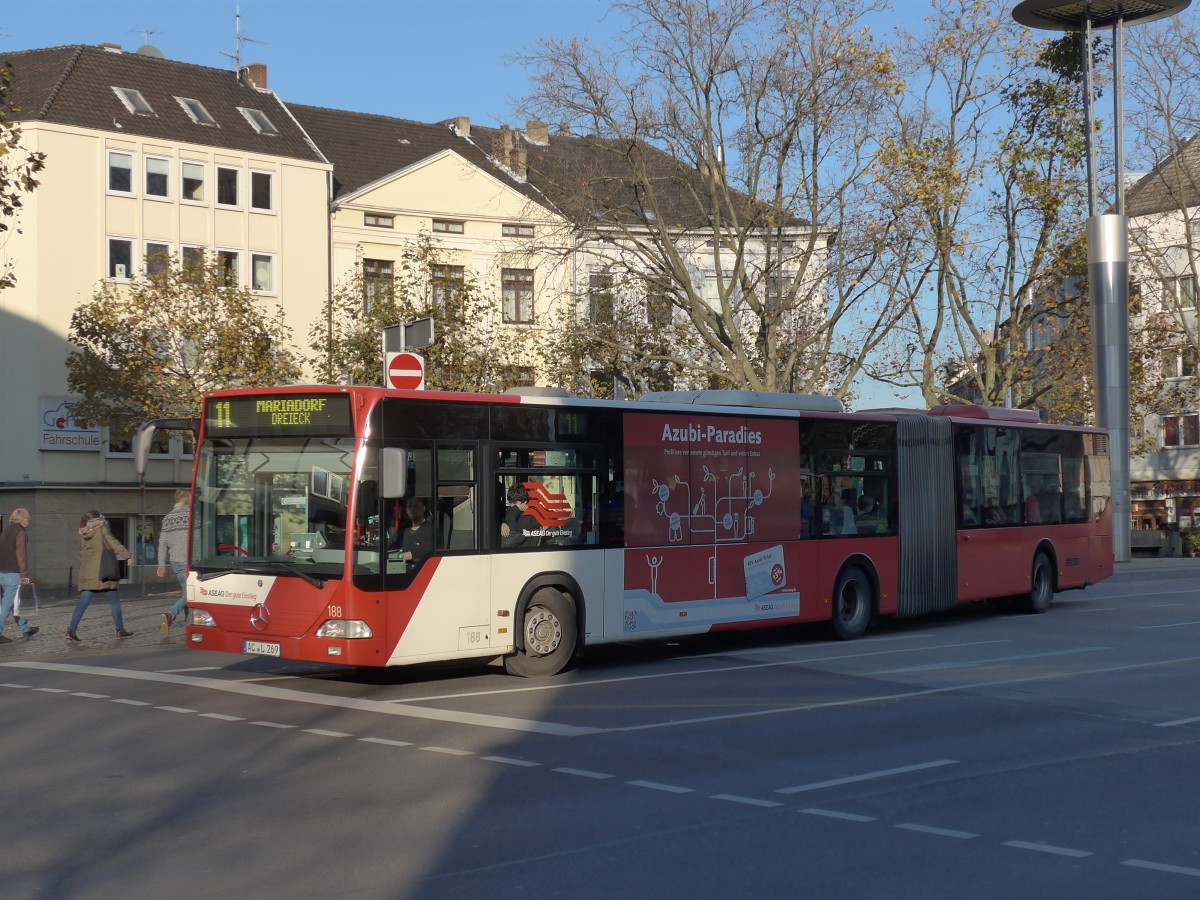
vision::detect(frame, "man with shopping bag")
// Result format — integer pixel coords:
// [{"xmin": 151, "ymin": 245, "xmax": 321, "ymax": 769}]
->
[{"xmin": 0, "ymin": 508, "xmax": 41, "ymax": 642}]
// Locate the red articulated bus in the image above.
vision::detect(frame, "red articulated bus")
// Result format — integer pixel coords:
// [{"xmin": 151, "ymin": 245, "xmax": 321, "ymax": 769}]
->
[{"xmin": 185, "ymin": 386, "xmax": 1113, "ymax": 676}]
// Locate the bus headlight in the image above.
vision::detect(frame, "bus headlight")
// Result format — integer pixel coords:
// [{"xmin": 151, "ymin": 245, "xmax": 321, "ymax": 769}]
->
[
  {"xmin": 315, "ymin": 620, "xmax": 373, "ymax": 639},
  {"xmin": 190, "ymin": 609, "xmax": 216, "ymax": 628}
]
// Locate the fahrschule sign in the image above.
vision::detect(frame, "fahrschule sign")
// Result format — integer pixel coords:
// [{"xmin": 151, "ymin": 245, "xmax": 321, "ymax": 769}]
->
[{"xmin": 39, "ymin": 398, "xmax": 102, "ymax": 451}]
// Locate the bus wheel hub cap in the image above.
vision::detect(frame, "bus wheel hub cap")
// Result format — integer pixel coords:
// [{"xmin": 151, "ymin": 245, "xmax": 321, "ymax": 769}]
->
[{"xmin": 526, "ymin": 609, "xmax": 561, "ymax": 656}]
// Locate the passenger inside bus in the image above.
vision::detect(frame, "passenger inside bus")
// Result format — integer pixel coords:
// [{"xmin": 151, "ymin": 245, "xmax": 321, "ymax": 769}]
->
[
  {"xmin": 501, "ymin": 484, "xmax": 540, "ymax": 548},
  {"xmin": 856, "ymin": 494, "xmax": 886, "ymax": 533}
]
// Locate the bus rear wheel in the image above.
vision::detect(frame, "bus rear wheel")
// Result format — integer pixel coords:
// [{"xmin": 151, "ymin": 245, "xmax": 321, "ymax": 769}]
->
[
  {"xmin": 1023, "ymin": 551, "xmax": 1054, "ymax": 614},
  {"xmin": 504, "ymin": 587, "xmax": 577, "ymax": 677},
  {"xmin": 830, "ymin": 566, "xmax": 873, "ymax": 641}
]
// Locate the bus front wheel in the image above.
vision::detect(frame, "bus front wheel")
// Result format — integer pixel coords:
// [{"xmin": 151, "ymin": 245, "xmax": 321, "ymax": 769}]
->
[
  {"xmin": 830, "ymin": 566, "xmax": 873, "ymax": 641},
  {"xmin": 505, "ymin": 587, "xmax": 577, "ymax": 677},
  {"xmin": 1023, "ymin": 551, "xmax": 1054, "ymax": 614}
]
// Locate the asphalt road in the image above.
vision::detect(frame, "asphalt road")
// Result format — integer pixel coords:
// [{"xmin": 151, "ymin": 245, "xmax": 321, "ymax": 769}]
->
[{"xmin": 4, "ymin": 559, "xmax": 1200, "ymax": 899}]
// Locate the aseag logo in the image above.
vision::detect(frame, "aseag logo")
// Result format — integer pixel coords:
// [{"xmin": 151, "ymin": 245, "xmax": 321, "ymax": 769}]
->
[{"xmin": 521, "ymin": 482, "xmax": 571, "ymax": 527}]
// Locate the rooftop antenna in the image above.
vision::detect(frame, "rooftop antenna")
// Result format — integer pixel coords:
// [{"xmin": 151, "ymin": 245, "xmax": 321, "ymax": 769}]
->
[
  {"xmin": 131, "ymin": 27, "xmax": 163, "ymax": 44},
  {"xmin": 219, "ymin": 0, "xmax": 267, "ymax": 79}
]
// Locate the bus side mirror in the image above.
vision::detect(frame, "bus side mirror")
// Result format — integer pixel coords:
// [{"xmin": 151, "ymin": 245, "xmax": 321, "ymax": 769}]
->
[{"xmin": 381, "ymin": 448, "xmax": 409, "ymax": 498}]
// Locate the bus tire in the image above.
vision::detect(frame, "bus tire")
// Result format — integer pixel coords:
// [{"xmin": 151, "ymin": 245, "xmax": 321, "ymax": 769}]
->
[
  {"xmin": 830, "ymin": 566, "xmax": 873, "ymax": 641},
  {"xmin": 504, "ymin": 587, "xmax": 577, "ymax": 677},
  {"xmin": 1023, "ymin": 551, "xmax": 1054, "ymax": 614}
]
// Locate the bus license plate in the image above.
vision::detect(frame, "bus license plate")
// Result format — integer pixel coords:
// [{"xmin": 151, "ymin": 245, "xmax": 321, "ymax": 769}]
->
[{"xmin": 243, "ymin": 640, "xmax": 281, "ymax": 657}]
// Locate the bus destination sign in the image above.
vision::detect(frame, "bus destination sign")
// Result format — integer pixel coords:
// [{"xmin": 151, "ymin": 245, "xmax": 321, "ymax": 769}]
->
[{"xmin": 205, "ymin": 395, "xmax": 353, "ymax": 437}]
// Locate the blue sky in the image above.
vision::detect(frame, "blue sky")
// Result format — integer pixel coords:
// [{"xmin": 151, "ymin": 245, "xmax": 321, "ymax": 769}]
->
[{"xmin": 1, "ymin": 0, "xmax": 620, "ymax": 127}]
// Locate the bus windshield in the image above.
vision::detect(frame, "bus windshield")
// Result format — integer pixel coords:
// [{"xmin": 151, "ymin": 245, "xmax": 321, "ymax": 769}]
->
[{"xmin": 192, "ymin": 435, "xmax": 357, "ymax": 580}]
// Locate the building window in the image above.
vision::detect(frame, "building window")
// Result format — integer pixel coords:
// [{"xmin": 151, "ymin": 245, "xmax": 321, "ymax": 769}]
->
[
  {"xmin": 502, "ymin": 268, "xmax": 534, "ymax": 324},
  {"xmin": 365, "ymin": 213, "xmax": 394, "ymax": 228},
  {"xmin": 108, "ymin": 151, "xmax": 133, "ymax": 193},
  {"xmin": 433, "ymin": 219, "xmax": 465, "ymax": 234},
  {"xmin": 144, "ymin": 242, "xmax": 171, "ymax": 277},
  {"xmin": 1164, "ymin": 415, "xmax": 1200, "ymax": 447},
  {"xmin": 145, "ymin": 157, "xmax": 169, "ymax": 198},
  {"xmin": 217, "ymin": 167, "xmax": 240, "ymax": 207},
  {"xmin": 238, "ymin": 107, "xmax": 279, "ymax": 136},
  {"xmin": 589, "ymin": 273, "xmax": 614, "ymax": 322},
  {"xmin": 432, "ymin": 264, "xmax": 464, "ymax": 307},
  {"xmin": 176, "ymin": 96, "xmax": 217, "ymax": 126},
  {"xmin": 217, "ymin": 250, "xmax": 240, "ymax": 286},
  {"xmin": 108, "ymin": 238, "xmax": 133, "ymax": 280},
  {"xmin": 112, "ymin": 86, "xmax": 155, "ymax": 116},
  {"xmin": 250, "ymin": 171, "xmax": 273, "ymax": 211},
  {"xmin": 1163, "ymin": 345, "xmax": 1199, "ymax": 378},
  {"xmin": 251, "ymin": 253, "xmax": 275, "ymax": 293},
  {"xmin": 503, "ymin": 223, "xmax": 534, "ymax": 238},
  {"xmin": 498, "ymin": 365, "xmax": 536, "ymax": 388},
  {"xmin": 182, "ymin": 245, "xmax": 206, "ymax": 281},
  {"xmin": 363, "ymin": 258, "xmax": 393, "ymax": 308},
  {"xmin": 181, "ymin": 161, "xmax": 206, "ymax": 203},
  {"xmin": 1163, "ymin": 275, "xmax": 1199, "ymax": 309}
]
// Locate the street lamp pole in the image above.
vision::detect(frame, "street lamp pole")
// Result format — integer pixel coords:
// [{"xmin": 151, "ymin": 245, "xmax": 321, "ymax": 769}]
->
[{"xmin": 1013, "ymin": 0, "xmax": 1189, "ymax": 564}]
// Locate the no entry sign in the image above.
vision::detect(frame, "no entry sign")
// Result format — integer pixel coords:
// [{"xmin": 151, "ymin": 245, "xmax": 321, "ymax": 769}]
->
[{"xmin": 385, "ymin": 352, "xmax": 425, "ymax": 390}]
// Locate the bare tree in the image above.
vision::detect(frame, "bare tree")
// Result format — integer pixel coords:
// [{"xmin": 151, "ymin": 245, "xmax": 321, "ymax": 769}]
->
[
  {"xmin": 518, "ymin": 0, "xmax": 904, "ymax": 398},
  {"xmin": 0, "ymin": 58, "xmax": 47, "ymax": 290}
]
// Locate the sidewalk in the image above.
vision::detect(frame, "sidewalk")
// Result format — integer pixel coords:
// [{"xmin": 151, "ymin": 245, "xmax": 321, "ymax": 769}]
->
[{"xmin": 2, "ymin": 586, "xmax": 185, "ymax": 659}]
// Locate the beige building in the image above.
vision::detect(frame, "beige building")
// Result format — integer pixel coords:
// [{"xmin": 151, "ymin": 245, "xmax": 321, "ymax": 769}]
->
[{"xmin": 1, "ymin": 45, "xmax": 331, "ymax": 592}]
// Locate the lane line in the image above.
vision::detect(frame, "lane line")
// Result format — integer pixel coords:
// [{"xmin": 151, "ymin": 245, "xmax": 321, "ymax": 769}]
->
[
  {"xmin": 359, "ymin": 737, "xmax": 413, "ymax": 748},
  {"xmin": 0, "ymin": 683, "xmax": 30, "ymax": 689},
  {"xmin": 199, "ymin": 713, "xmax": 243, "ymax": 721},
  {"xmin": 553, "ymin": 767, "xmax": 614, "ymax": 779},
  {"xmin": 776, "ymin": 759, "xmax": 959, "ymax": 795},
  {"xmin": 303, "ymin": 729, "xmax": 352, "ymax": 738},
  {"xmin": 627, "ymin": 780, "xmax": 693, "ymax": 794},
  {"xmin": 897, "ymin": 823, "xmax": 979, "ymax": 840},
  {"xmin": 154, "ymin": 706, "xmax": 195, "ymax": 714},
  {"xmin": 33, "ymin": 687, "xmax": 70, "ymax": 694},
  {"xmin": 156, "ymin": 666, "xmax": 223, "ymax": 673},
  {"xmin": 482, "ymin": 756, "xmax": 541, "ymax": 767},
  {"xmin": 110, "ymin": 698, "xmax": 151, "ymax": 706},
  {"xmin": 249, "ymin": 721, "xmax": 296, "ymax": 729},
  {"xmin": 1155, "ymin": 715, "xmax": 1200, "ymax": 727},
  {"xmin": 868, "ymin": 647, "xmax": 1106, "ymax": 675},
  {"xmin": 1123, "ymin": 859, "xmax": 1200, "ymax": 877},
  {"xmin": 1137, "ymin": 621, "xmax": 1200, "ymax": 630},
  {"xmin": 1003, "ymin": 840, "xmax": 1092, "ymax": 858},
  {"xmin": 71, "ymin": 692, "xmax": 109, "ymax": 699},
  {"xmin": 403, "ymin": 640, "xmax": 1011, "ymax": 702},
  {"xmin": 603, "ymin": 654, "xmax": 1200, "ymax": 733},
  {"xmin": 800, "ymin": 809, "xmax": 876, "ymax": 823},
  {"xmin": 0, "ymin": 661, "xmax": 597, "ymax": 737},
  {"xmin": 421, "ymin": 746, "xmax": 473, "ymax": 756},
  {"xmin": 712, "ymin": 794, "xmax": 783, "ymax": 808}
]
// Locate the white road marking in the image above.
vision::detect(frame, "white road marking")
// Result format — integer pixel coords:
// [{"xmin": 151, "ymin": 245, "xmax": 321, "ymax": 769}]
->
[
  {"xmin": 868, "ymin": 647, "xmax": 1106, "ymax": 675},
  {"xmin": 1155, "ymin": 715, "xmax": 1200, "ymax": 727},
  {"xmin": 1072, "ymin": 608, "xmax": 1115, "ymax": 613},
  {"xmin": 0, "ymin": 683, "xmax": 30, "ymax": 689},
  {"xmin": 110, "ymin": 698, "xmax": 151, "ymax": 706},
  {"xmin": 404, "ymin": 640, "xmax": 1010, "ymax": 702},
  {"xmin": 249, "ymin": 721, "xmax": 296, "ymax": 729},
  {"xmin": 70, "ymin": 692, "xmax": 109, "ymax": 699},
  {"xmin": 604, "ymin": 655, "xmax": 1200, "ymax": 733},
  {"xmin": 776, "ymin": 759, "xmax": 959, "ymax": 795},
  {"xmin": 482, "ymin": 756, "xmax": 541, "ymax": 767},
  {"xmin": 154, "ymin": 706, "xmax": 195, "ymax": 714},
  {"xmin": 1137, "ymin": 621, "xmax": 1200, "ymax": 630},
  {"xmin": 359, "ymin": 737, "xmax": 412, "ymax": 748},
  {"xmin": 1123, "ymin": 859, "xmax": 1200, "ymax": 877},
  {"xmin": 897, "ymin": 823, "xmax": 979, "ymax": 839},
  {"xmin": 1, "ymin": 661, "xmax": 596, "ymax": 737},
  {"xmin": 33, "ymin": 687, "xmax": 70, "ymax": 693},
  {"xmin": 156, "ymin": 666, "xmax": 223, "ymax": 673},
  {"xmin": 799, "ymin": 808, "xmax": 876, "ymax": 823},
  {"xmin": 302, "ymin": 729, "xmax": 352, "ymax": 738},
  {"xmin": 199, "ymin": 713, "xmax": 243, "ymax": 721},
  {"xmin": 1003, "ymin": 840, "xmax": 1092, "ymax": 858},
  {"xmin": 627, "ymin": 780, "xmax": 693, "ymax": 793},
  {"xmin": 421, "ymin": 746, "xmax": 473, "ymax": 756},
  {"xmin": 553, "ymin": 767, "xmax": 614, "ymax": 779},
  {"xmin": 711, "ymin": 794, "xmax": 783, "ymax": 808}
]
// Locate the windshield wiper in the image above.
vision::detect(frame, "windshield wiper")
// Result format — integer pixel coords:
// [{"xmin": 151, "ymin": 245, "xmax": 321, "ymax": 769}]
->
[{"xmin": 197, "ymin": 559, "xmax": 326, "ymax": 587}]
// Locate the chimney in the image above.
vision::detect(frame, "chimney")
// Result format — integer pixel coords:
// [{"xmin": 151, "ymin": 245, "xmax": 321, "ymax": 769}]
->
[
  {"xmin": 98, "ymin": 42, "xmax": 122, "ymax": 53},
  {"xmin": 525, "ymin": 120, "xmax": 549, "ymax": 145},
  {"xmin": 453, "ymin": 116, "xmax": 470, "ymax": 137},
  {"xmin": 241, "ymin": 62, "xmax": 268, "ymax": 89}
]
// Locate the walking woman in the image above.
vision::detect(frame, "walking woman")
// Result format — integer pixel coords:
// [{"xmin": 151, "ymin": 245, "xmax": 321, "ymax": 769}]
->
[{"xmin": 67, "ymin": 509, "xmax": 133, "ymax": 641}]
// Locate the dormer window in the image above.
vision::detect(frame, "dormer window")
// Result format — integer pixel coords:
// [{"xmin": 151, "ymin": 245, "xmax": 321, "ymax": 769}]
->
[
  {"xmin": 112, "ymin": 86, "xmax": 155, "ymax": 116},
  {"xmin": 238, "ymin": 107, "xmax": 278, "ymax": 136},
  {"xmin": 176, "ymin": 96, "xmax": 217, "ymax": 126}
]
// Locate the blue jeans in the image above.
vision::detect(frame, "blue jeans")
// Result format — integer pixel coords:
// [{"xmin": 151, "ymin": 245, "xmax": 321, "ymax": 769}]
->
[
  {"xmin": 0, "ymin": 572, "xmax": 33, "ymax": 635},
  {"xmin": 69, "ymin": 590, "xmax": 126, "ymax": 633},
  {"xmin": 167, "ymin": 562, "xmax": 187, "ymax": 619}
]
